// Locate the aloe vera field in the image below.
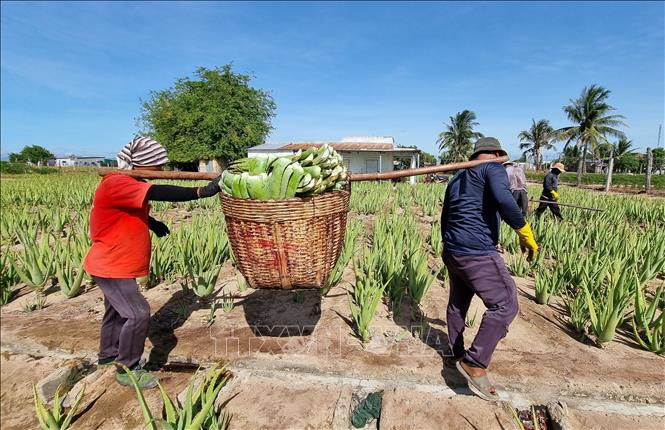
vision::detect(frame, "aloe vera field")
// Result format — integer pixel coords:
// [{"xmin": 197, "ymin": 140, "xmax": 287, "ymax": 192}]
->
[{"xmin": 1, "ymin": 172, "xmax": 665, "ymax": 430}]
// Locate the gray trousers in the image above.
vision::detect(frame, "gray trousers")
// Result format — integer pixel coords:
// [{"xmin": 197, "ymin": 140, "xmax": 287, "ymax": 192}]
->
[
  {"xmin": 94, "ymin": 277, "xmax": 151, "ymax": 369},
  {"xmin": 512, "ymin": 189, "xmax": 529, "ymax": 217},
  {"xmin": 443, "ymin": 251, "xmax": 519, "ymax": 369}
]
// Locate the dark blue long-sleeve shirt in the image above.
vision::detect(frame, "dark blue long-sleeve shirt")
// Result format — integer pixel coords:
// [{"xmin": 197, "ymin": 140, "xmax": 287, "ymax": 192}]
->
[
  {"xmin": 441, "ymin": 162, "xmax": 526, "ymax": 255},
  {"xmin": 541, "ymin": 171, "xmax": 559, "ymax": 199}
]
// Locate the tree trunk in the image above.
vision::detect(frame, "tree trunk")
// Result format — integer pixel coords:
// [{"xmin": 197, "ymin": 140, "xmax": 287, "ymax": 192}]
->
[
  {"xmin": 576, "ymin": 138, "xmax": 585, "ymax": 186},
  {"xmin": 581, "ymin": 140, "xmax": 588, "ymax": 174},
  {"xmin": 535, "ymin": 147, "xmax": 540, "ymax": 171}
]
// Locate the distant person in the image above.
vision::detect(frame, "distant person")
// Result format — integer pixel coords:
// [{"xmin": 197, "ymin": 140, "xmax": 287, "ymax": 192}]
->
[
  {"xmin": 84, "ymin": 136, "xmax": 221, "ymax": 389},
  {"xmin": 503, "ymin": 161, "xmax": 528, "ymax": 217},
  {"xmin": 534, "ymin": 162, "xmax": 565, "ymax": 220},
  {"xmin": 440, "ymin": 137, "xmax": 538, "ymax": 401}
]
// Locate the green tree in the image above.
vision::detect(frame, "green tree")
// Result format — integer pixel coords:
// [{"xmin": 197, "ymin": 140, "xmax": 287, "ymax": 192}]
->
[
  {"xmin": 611, "ymin": 138, "xmax": 636, "ymax": 172},
  {"xmin": 9, "ymin": 145, "xmax": 53, "ymax": 166},
  {"xmin": 419, "ymin": 150, "xmax": 437, "ymax": 166},
  {"xmin": 8, "ymin": 152, "xmax": 26, "ymax": 163},
  {"xmin": 652, "ymin": 148, "xmax": 665, "ymax": 173},
  {"xmin": 560, "ymin": 145, "xmax": 580, "ymax": 169},
  {"xmin": 518, "ymin": 119, "xmax": 557, "ymax": 171},
  {"xmin": 139, "ymin": 65, "xmax": 276, "ymax": 166},
  {"xmin": 396, "ymin": 146, "xmax": 437, "ymax": 168},
  {"xmin": 557, "ymin": 84, "xmax": 627, "ymax": 185},
  {"xmin": 436, "ymin": 110, "xmax": 484, "ymax": 163}
]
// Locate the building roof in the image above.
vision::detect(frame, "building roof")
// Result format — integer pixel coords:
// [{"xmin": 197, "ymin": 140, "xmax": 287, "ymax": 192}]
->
[
  {"xmin": 340, "ymin": 136, "xmax": 394, "ymax": 144},
  {"xmin": 282, "ymin": 142, "xmax": 394, "ymax": 151},
  {"xmin": 53, "ymin": 155, "xmax": 105, "ymax": 159},
  {"xmin": 246, "ymin": 142, "xmax": 286, "ymax": 152},
  {"xmin": 249, "ymin": 136, "xmax": 418, "ymax": 154}
]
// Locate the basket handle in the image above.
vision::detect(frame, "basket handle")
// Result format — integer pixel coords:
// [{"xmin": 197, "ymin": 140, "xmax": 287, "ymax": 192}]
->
[{"xmin": 97, "ymin": 156, "xmax": 508, "ymax": 181}]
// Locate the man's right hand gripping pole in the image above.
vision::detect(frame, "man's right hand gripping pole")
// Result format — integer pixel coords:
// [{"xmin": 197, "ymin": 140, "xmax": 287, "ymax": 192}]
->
[{"xmin": 515, "ymin": 222, "xmax": 538, "ymax": 262}]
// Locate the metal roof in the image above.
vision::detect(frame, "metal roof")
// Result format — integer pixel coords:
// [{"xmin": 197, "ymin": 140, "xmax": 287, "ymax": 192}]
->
[
  {"xmin": 282, "ymin": 143, "xmax": 395, "ymax": 151},
  {"xmin": 340, "ymin": 136, "xmax": 394, "ymax": 144},
  {"xmin": 247, "ymin": 142, "xmax": 288, "ymax": 151},
  {"xmin": 250, "ymin": 136, "xmax": 419, "ymax": 153}
]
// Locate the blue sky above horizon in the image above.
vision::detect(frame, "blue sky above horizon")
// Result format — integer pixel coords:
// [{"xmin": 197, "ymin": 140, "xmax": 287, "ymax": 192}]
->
[{"xmin": 1, "ymin": 1, "xmax": 663, "ymax": 161}]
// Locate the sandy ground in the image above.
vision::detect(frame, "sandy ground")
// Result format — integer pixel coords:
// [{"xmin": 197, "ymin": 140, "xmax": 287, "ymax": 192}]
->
[{"xmin": 2, "ymin": 255, "xmax": 664, "ymax": 429}]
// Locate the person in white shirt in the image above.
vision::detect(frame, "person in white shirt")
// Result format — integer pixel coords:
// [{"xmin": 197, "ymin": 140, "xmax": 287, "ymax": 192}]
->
[{"xmin": 503, "ymin": 161, "xmax": 528, "ymax": 217}]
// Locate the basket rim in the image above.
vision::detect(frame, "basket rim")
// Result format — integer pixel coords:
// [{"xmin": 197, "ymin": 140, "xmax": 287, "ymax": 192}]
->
[{"xmin": 220, "ymin": 188, "xmax": 349, "ymax": 204}]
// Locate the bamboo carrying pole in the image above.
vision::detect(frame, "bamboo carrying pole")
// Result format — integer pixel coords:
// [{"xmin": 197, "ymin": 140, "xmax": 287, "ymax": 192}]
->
[{"xmin": 98, "ymin": 155, "xmax": 509, "ymax": 182}]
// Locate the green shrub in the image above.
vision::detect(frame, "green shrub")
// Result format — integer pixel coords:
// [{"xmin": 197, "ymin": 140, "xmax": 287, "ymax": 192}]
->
[
  {"xmin": 525, "ymin": 171, "xmax": 665, "ymax": 190},
  {"xmin": 0, "ymin": 162, "xmax": 57, "ymax": 175}
]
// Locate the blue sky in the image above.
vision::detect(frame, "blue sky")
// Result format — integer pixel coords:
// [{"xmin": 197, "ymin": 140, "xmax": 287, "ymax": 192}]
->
[{"xmin": 1, "ymin": 1, "xmax": 663, "ymax": 161}]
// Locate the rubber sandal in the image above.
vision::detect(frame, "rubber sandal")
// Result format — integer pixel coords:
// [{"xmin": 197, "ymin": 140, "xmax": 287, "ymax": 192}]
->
[{"xmin": 455, "ymin": 361, "xmax": 499, "ymax": 401}]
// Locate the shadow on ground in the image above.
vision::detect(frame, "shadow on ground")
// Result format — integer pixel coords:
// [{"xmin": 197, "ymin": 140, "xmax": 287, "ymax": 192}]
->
[
  {"xmin": 147, "ymin": 287, "xmax": 206, "ymax": 369},
  {"xmin": 242, "ymin": 288, "xmax": 322, "ymax": 337},
  {"xmin": 390, "ymin": 295, "xmax": 471, "ymax": 394}
]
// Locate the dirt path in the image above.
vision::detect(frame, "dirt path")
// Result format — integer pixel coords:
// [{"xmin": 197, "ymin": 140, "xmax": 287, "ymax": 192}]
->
[{"xmin": 2, "ymin": 266, "xmax": 664, "ymax": 429}]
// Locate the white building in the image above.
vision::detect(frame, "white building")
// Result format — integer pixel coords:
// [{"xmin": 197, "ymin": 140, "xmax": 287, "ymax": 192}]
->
[
  {"xmin": 52, "ymin": 155, "xmax": 106, "ymax": 167},
  {"xmin": 247, "ymin": 136, "xmax": 421, "ymax": 184}
]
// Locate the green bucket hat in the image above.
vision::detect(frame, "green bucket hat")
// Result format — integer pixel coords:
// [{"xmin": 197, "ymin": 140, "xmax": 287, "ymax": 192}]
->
[{"xmin": 469, "ymin": 137, "xmax": 508, "ymax": 160}]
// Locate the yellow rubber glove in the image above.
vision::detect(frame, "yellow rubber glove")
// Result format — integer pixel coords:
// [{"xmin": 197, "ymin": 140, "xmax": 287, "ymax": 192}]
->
[
  {"xmin": 551, "ymin": 190, "xmax": 560, "ymax": 200},
  {"xmin": 515, "ymin": 222, "xmax": 538, "ymax": 262}
]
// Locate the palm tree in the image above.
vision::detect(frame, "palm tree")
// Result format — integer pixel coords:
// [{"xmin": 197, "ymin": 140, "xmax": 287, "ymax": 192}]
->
[
  {"xmin": 518, "ymin": 119, "xmax": 557, "ymax": 171},
  {"xmin": 557, "ymin": 84, "xmax": 627, "ymax": 186},
  {"xmin": 437, "ymin": 110, "xmax": 484, "ymax": 163},
  {"xmin": 560, "ymin": 144, "xmax": 580, "ymax": 169},
  {"xmin": 613, "ymin": 138, "xmax": 634, "ymax": 157}
]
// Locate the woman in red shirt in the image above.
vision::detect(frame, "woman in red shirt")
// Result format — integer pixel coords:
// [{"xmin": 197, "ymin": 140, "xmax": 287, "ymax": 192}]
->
[{"xmin": 84, "ymin": 137, "xmax": 221, "ymax": 389}]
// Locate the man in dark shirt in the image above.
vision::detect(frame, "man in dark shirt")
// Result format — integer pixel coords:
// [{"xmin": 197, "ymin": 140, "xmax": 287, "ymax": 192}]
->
[
  {"xmin": 534, "ymin": 162, "xmax": 565, "ymax": 220},
  {"xmin": 441, "ymin": 137, "xmax": 538, "ymax": 401}
]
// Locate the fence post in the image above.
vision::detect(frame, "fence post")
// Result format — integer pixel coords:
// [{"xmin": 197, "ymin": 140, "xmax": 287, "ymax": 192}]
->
[
  {"xmin": 605, "ymin": 148, "xmax": 614, "ymax": 192},
  {"xmin": 646, "ymin": 147, "xmax": 653, "ymax": 193}
]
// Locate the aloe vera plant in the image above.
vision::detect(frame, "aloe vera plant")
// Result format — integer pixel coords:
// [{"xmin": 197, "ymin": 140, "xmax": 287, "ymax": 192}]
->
[
  {"xmin": 1, "ymin": 252, "xmax": 18, "ymax": 305},
  {"xmin": 581, "ymin": 260, "xmax": 637, "ymax": 346},
  {"xmin": 406, "ymin": 250, "xmax": 435, "ymax": 305},
  {"xmin": 32, "ymin": 384, "xmax": 85, "ymax": 430},
  {"xmin": 55, "ymin": 258, "xmax": 85, "ymax": 299},
  {"xmin": 562, "ymin": 288, "xmax": 589, "ymax": 337},
  {"xmin": 186, "ymin": 264, "xmax": 223, "ymax": 301},
  {"xmin": 348, "ymin": 250, "xmax": 388, "ymax": 342},
  {"xmin": 10, "ymin": 228, "xmax": 56, "ymax": 295},
  {"xmin": 429, "ymin": 222, "xmax": 443, "ymax": 257},
  {"xmin": 534, "ymin": 264, "xmax": 568, "ymax": 305},
  {"xmin": 125, "ymin": 364, "xmax": 231, "ymax": 430},
  {"xmin": 321, "ymin": 219, "xmax": 362, "ymax": 296},
  {"xmin": 632, "ymin": 283, "xmax": 665, "ymax": 354},
  {"xmin": 506, "ymin": 253, "xmax": 530, "ymax": 278},
  {"xmin": 222, "ymin": 145, "xmax": 347, "ymax": 199}
]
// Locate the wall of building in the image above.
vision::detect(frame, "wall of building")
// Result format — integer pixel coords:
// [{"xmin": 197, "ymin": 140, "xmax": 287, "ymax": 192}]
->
[
  {"xmin": 54, "ymin": 158, "xmax": 104, "ymax": 167},
  {"xmin": 198, "ymin": 158, "xmax": 224, "ymax": 173},
  {"xmin": 247, "ymin": 150, "xmax": 293, "ymax": 158},
  {"xmin": 339, "ymin": 151, "xmax": 395, "ymax": 174}
]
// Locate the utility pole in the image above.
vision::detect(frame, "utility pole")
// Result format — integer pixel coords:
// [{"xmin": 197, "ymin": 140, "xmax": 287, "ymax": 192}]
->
[
  {"xmin": 605, "ymin": 147, "xmax": 614, "ymax": 192},
  {"xmin": 657, "ymin": 124, "xmax": 662, "ymax": 148},
  {"xmin": 646, "ymin": 147, "xmax": 653, "ymax": 193}
]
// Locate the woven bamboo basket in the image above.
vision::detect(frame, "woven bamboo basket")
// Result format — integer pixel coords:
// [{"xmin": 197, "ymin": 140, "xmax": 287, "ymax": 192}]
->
[{"xmin": 220, "ymin": 188, "xmax": 350, "ymax": 289}]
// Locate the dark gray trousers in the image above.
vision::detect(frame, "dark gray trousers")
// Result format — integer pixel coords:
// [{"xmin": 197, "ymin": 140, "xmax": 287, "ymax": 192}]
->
[
  {"xmin": 534, "ymin": 195, "xmax": 563, "ymax": 220},
  {"xmin": 512, "ymin": 189, "xmax": 529, "ymax": 217},
  {"xmin": 443, "ymin": 251, "xmax": 519, "ymax": 369},
  {"xmin": 94, "ymin": 277, "xmax": 150, "ymax": 369}
]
